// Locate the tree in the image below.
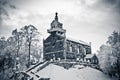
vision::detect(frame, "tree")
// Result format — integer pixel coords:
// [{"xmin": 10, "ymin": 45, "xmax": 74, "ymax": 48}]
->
[
  {"xmin": 98, "ymin": 31, "xmax": 120, "ymax": 78},
  {"xmin": 107, "ymin": 31, "xmax": 120, "ymax": 46},
  {"xmin": 97, "ymin": 45, "xmax": 116, "ymax": 75},
  {"xmin": 20, "ymin": 25, "xmax": 41, "ymax": 68},
  {"xmin": 0, "ymin": 37, "xmax": 7, "ymax": 79},
  {"xmin": 0, "ymin": 25, "xmax": 42, "ymax": 80},
  {"xmin": 12, "ymin": 29, "xmax": 22, "ymax": 57},
  {"xmin": 107, "ymin": 31, "xmax": 120, "ymax": 78},
  {"xmin": 0, "ymin": 36, "xmax": 16, "ymax": 80}
]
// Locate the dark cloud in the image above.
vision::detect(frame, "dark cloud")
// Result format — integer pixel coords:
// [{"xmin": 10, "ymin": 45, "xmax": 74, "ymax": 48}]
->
[
  {"xmin": 0, "ymin": 0, "xmax": 9, "ymax": 16},
  {"xmin": 76, "ymin": 0, "xmax": 120, "ymax": 14},
  {"xmin": 0, "ymin": 0, "xmax": 17, "ymax": 19},
  {"xmin": 0, "ymin": 0, "xmax": 9, "ymax": 6},
  {"xmin": 104, "ymin": 0, "xmax": 119, "ymax": 10},
  {"xmin": 103, "ymin": 0, "xmax": 118, "ymax": 5},
  {"xmin": 9, "ymin": 4, "xmax": 16, "ymax": 9},
  {"xmin": 0, "ymin": 0, "xmax": 8, "ymax": 5},
  {"xmin": 0, "ymin": 7, "xmax": 9, "ymax": 16},
  {"xmin": 97, "ymin": 0, "xmax": 120, "ymax": 13}
]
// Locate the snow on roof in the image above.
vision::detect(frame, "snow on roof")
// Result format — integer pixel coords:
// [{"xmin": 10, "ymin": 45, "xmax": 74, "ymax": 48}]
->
[
  {"xmin": 66, "ymin": 37, "xmax": 90, "ymax": 46},
  {"xmin": 85, "ymin": 54, "xmax": 94, "ymax": 59}
]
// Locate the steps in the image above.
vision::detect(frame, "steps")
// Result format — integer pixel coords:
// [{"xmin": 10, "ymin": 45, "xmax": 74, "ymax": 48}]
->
[
  {"xmin": 26, "ymin": 61, "xmax": 46, "ymax": 72},
  {"xmin": 25, "ymin": 61, "xmax": 50, "ymax": 80}
]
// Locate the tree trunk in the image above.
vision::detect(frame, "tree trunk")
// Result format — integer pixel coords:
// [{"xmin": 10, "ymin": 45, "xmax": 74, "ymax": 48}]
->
[
  {"xmin": 28, "ymin": 41, "xmax": 31, "ymax": 68},
  {"xmin": 17, "ymin": 35, "xmax": 20, "ymax": 57},
  {"xmin": 117, "ymin": 60, "xmax": 120, "ymax": 79},
  {"xmin": 2, "ymin": 57, "xmax": 5, "ymax": 80}
]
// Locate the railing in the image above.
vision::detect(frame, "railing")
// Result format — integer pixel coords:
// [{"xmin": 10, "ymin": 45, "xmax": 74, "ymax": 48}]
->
[
  {"xmin": 35, "ymin": 61, "xmax": 49, "ymax": 73},
  {"xmin": 26, "ymin": 61, "xmax": 46, "ymax": 72}
]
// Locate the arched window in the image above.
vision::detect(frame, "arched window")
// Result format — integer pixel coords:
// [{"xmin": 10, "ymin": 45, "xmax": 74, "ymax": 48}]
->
[
  {"xmin": 79, "ymin": 45, "xmax": 86, "ymax": 55},
  {"xmin": 83, "ymin": 47, "xmax": 86, "ymax": 55}
]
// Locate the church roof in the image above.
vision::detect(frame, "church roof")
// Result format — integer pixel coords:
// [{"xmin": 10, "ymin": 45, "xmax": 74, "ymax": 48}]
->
[
  {"xmin": 66, "ymin": 37, "xmax": 90, "ymax": 46},
  {"xmin": 47, "ymin": 27, "xmax": 66, "ymax": 33}
]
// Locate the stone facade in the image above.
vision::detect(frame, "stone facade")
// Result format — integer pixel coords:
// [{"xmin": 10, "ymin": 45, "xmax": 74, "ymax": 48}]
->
[{"xmin": 43, "ymin": 13, "xmax": 91, "ymax": 61}]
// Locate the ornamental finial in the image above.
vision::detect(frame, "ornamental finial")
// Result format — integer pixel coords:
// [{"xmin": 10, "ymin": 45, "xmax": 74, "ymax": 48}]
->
[{"xmin": 55, "ymin": 12, "xmax": 58, "ymax": 21}]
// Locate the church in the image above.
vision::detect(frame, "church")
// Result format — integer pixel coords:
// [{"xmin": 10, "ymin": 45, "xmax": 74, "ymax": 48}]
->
[
  {"xmin": 13, "ymin": 13, "xmax": 97, "ymax": 80},
  {"xmin": 43, "ymin": 13, "xmax": 92, "ymax": 61}
]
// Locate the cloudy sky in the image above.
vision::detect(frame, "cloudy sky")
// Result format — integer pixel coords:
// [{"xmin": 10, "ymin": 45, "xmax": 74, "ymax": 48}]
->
[{"xmin": 0, "ymin": 0, "xmax": 120, "ymax": 53}]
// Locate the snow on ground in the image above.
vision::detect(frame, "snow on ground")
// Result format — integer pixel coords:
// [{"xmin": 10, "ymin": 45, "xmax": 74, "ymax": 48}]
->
[
  {"xmin": 74, "ymin": 66, "xmax": 116, "ymax": 80},
  {"xmin": 29, "ymin": 64, "xmax": 117, "ymax": 80}
]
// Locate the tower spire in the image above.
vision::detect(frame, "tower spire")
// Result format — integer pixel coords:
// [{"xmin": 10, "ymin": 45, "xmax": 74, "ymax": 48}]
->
[
  {"xmin": 55, "ymin": 12, "xmax": 58, "ymax": 21},
  {"xmin": 47, "ymin": 13, "xmax": 66, "ymax": 36}
]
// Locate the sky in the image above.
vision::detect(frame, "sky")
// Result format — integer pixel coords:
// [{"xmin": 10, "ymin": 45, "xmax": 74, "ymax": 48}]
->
[{"xmin": 0, "ymin": 0, "xmax": 120, "ymax": 53}]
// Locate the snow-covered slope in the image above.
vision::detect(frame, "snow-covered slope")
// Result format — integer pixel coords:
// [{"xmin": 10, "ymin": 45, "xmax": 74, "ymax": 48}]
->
[
  {"xmin": 74, "ymin": 66, "xmax": 116, "ymax": 80},
  {"xmin": 28, "ymin": 64, "xmax": 117, "ymax": 80}
]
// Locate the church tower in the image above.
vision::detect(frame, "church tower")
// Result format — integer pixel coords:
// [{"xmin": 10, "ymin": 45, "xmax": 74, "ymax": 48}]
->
[
  {"xmin": 43, "ymin": 13, "xmax": 66, "ymax": 61},
  {"xmin": 47, "ymin": 12, "xmax": 66, "ymax": 37}
]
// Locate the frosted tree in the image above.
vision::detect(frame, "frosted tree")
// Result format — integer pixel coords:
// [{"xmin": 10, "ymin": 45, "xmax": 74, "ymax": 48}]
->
[
  {"xmin": 97, "ymin": 45, "xmax": 113, "ymax": 74},
  {"xmin": 20, "ymin": 25, "xmax": 41, "ymax": 68},
  {"xmin": 98, "ymin": 31, "xmax": 120, "ymax": 78},
  {"xmin": 107, "ymin": 31, "xmax": 120, "ymax": 78}
]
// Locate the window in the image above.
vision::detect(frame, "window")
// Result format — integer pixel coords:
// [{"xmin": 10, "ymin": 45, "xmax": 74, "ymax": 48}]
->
[
  {"xmin": 83, "ymin": 48, "xmax": 86, "ymax": 55},
  {"xmin": 77, "ymin": 47, "xmax": 79, "ymax": 54},
  {"xmin": 72, "ymin": 45, "xmax": 75, "ymax": 52},
  {"xmin": 70, "ymin": 45, "xmax": 72, "ymax": 52},
  {"xmin": 67, "ymin": 43, "xmax": 70, "ymax": 51}
]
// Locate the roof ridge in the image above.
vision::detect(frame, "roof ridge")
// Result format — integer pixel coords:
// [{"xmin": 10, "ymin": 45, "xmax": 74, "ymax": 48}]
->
[{"xmin": 66, "ymin": 37, "xmax": 90, "ymax": 46}]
